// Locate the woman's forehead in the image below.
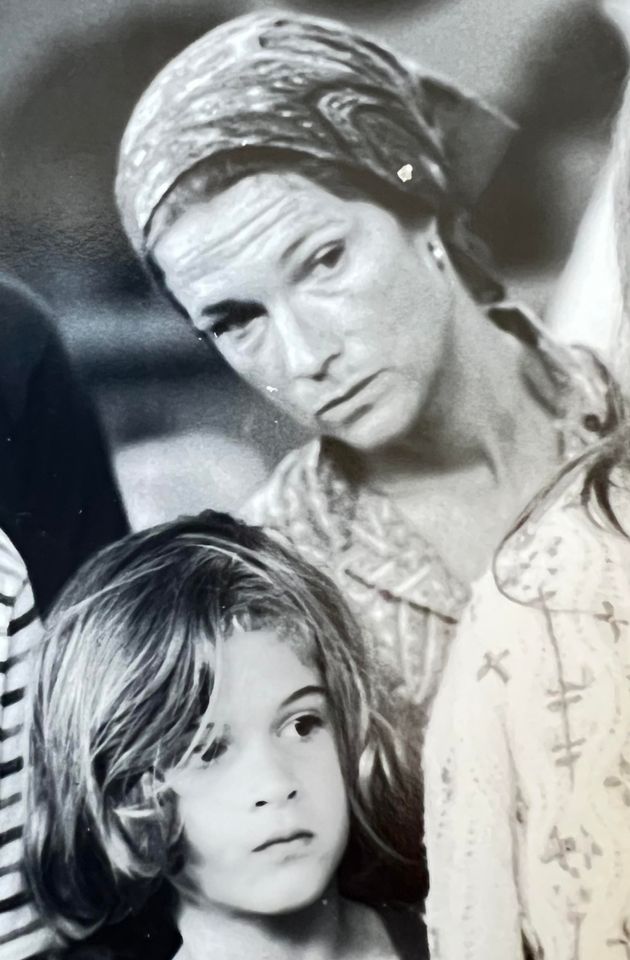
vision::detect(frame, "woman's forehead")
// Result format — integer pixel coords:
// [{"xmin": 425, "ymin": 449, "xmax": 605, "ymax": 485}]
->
[
  {"xmin": 154, "ymin": 172, "xmax": 351, "ymax": 287},
  {"xmin": 164, "ymin": 171, "xmax": 348, "ymax": 245}
]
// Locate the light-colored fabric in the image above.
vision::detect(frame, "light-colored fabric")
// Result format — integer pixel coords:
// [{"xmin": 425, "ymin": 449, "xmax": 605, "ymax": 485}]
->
[
  {"xmin": 242, "ymin": 308, "xmax": 617, "ymax": 729},
  {"xmin": 545, "ymin": 158, "xmax": 624, "ymax": 377},
  {"xmin": 423, "ymin": 469, "xmax": 630, "ymax": 960},
  {"xmin": 0, "ymin": 529, "xmax": 51, "ymax": 960},
  {"xmin": 115, "ymin": 11, "xmax": 515, "ymax": 256}
]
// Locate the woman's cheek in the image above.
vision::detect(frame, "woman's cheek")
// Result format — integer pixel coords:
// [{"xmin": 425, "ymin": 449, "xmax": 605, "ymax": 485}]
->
[
  {"xmin": 220, "ymin": 328, "xmax": 278, "ymax": 382},
  {"xmin": 340, "ymin": 267, "xmax": 390, "ymax": 332}
]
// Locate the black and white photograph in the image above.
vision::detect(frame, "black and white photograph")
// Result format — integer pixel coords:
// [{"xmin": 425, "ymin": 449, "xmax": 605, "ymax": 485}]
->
[{"xmin": 2, "ymin": 1, "xmax": 630, "ymax": 957}]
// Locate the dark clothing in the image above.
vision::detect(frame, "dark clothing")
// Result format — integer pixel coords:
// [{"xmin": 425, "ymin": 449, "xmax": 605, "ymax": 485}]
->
[
  {"xmin": 58, "ymin": 889, "xmax": 428, "ymax": 960},
  {"xmin": 0, "ymin": 276, "xmax": 128, "ymax": 960},
  {"xmin": 0, "ymin": 275, "xmax": 128, "ymax": 615}
]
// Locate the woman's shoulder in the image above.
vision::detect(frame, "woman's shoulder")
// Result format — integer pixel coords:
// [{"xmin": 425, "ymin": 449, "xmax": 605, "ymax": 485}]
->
[
  {"xmin": 238, "ymin": 439, "xmax": 349, "ymax": 570},
  {"xmin": 239, "ymin": 438, "xmax": 323, "ymax": 525},
  {"xmin": 489, "ymin": 301, "xmax": 620, "ymax": 453}
]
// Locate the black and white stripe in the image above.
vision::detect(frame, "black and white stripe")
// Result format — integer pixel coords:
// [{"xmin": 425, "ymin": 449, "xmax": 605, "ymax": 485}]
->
[{"xmin": 0, "ymin": 531, "xmax": 52, "ymax": 960}]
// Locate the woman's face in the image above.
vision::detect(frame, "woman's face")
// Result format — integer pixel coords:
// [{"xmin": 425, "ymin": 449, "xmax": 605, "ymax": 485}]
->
[
  {"xmin": 153, "ymin": 172, "xmax": 455, "ymax": 453},
  {"xmin": 166, "ymin": 626, "xmax": 349, "ymax": 915}
]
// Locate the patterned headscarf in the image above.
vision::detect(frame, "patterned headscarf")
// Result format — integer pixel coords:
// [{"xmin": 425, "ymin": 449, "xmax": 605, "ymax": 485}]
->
[{"xmin": 116, "ymin": 11, "xmax": 516, "ymax": 257}]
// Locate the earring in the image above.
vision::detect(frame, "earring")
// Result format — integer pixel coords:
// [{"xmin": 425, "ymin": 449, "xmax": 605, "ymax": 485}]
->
[{"xmin": 427, "ymin": 239, "xmax": 446, "ymax": 271}]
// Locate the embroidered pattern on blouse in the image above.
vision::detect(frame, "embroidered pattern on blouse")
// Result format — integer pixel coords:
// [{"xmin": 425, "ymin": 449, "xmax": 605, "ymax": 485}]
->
[{"xmin": 424, "ymin": 466, "xmax": 630, "ymax": 960}]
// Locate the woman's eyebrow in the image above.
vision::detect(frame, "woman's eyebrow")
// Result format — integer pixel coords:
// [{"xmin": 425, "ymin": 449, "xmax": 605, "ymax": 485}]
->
[
  {"xmin": 279, "ymin": 684, "xmax": 326, "ymax": 709},
  {"xmin": 200, "ymin": 298, "xmax": 266, "ymax": 321},
  {"xmin": 200, "ymin": 299, "xmax": 241, "ymax": 319},
  {"xmin": 280, "ymin": 217, "xmax": 347, "ymax": 265}
]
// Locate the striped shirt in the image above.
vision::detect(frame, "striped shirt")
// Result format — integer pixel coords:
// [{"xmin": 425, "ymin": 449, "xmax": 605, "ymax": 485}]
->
[{"xmin": 0, "ymin": 528, "xmax": 51, "ymax": 959}]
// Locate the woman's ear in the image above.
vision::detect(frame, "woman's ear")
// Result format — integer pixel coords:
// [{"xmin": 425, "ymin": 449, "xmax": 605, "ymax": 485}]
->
[
  {"xmin": 410, "ymin": 216, "xmax": 448, "ymax": 274},
  {"xmin": 427, "ymin": 237, "xmax": 447, "ymax": 272}
]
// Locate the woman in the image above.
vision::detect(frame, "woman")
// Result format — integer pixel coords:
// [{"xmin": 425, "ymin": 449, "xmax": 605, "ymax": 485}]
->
[
  {"xmin": 115, "ymin": 11, "xmax": 618, "ymax": 723},
  {"xmin": 422, "ymin": 77, "xmax": 630, "ymax": 959}
]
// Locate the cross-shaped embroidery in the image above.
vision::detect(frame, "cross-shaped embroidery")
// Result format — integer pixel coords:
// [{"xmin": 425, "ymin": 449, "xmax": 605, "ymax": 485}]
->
[
  {"xmin": 477, "ymin": 649, "xmax": 510, "ymax": 684},
  {"xmin": 541, "ymin": 828, "xmax": 580, "ymax": 877},
  {"xmin": 540, "ymin": 826, "xmax": 603, "ymax": 878},
  {"xmin": 546, "ymin": 667, "xmax": 592, "ymax": 713},
  {"xmin": 595, "ymin": 600, "xmax": 629, "ymax": 642},
  {"xmin": 540, "ymin": 593, "xmax": 591, "ymax": 785},
  {"xmin": 551, "ymin": 736, "xmax": 586, "ymax": 772}
]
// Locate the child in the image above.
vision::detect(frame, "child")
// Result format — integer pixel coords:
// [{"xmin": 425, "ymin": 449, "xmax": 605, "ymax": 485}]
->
[{"xmin": 23, "ymin": 511, "xmax": 427, "ymax": 960}]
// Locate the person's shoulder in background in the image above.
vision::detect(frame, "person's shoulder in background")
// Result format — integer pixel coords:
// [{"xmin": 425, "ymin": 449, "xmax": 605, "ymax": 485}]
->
[{"xmin": 0, "ymin": 272, "xmax": 128, "ymax": 616}]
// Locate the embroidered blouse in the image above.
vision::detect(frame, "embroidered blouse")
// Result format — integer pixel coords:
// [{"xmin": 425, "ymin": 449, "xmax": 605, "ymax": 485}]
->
[
  {"xmin": 242, "ymin": 307, "xmax": 617, "ymax": 727},
  {"xmin": 423, "ymin": 468, "xmax": 630, "ymax": 959}
]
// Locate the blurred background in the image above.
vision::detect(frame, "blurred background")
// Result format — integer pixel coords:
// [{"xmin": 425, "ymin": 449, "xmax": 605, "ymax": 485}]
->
[{"xmin": 0, "ymin": 0, "xmax": 627, "ymax": 526}]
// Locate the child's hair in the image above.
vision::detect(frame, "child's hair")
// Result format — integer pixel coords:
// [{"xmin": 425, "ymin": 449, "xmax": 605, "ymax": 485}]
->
[{"xmin": 24, "ymin": 510, "xmax": 424, "ymax": 941}]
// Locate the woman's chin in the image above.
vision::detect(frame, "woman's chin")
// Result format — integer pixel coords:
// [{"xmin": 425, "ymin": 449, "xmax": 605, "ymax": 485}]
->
[{"xmin": 322, "ymin": 404, "xmax": 418, "ymax": 455}]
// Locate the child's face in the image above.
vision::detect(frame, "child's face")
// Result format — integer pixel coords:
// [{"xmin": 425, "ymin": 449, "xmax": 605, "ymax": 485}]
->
[{"xmin": 166, "ymin": 626, "xmax": 350, "ymax": 915}]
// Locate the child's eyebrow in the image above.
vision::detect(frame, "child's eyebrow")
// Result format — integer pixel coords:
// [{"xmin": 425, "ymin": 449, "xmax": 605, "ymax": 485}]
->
[{"xmin": 279, "ymin": 685, "xmax": 326, "ymax": 709}]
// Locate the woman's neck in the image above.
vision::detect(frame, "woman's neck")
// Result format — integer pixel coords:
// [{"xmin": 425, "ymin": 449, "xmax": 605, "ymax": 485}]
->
[
  {"xmin": 354, "ymin": 293, "xmax": 546, "ymax": 494},
  {"xmin": 176, "ymin": 889, "xmax": 389, "ymax": 960}
]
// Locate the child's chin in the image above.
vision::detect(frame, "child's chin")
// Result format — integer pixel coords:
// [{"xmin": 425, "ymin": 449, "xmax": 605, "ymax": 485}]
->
[{"xmin": 248, "ymin": 871, "xmax": 330, "ymax": 916}]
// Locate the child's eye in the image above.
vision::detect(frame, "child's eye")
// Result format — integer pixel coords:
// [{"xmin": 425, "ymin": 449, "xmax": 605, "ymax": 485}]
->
[{"xmin": 284, "ymin": 714, "xmax": 323, "ymax": 740}]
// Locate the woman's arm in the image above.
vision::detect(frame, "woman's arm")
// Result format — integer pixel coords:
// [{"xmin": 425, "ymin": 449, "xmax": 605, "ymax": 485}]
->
[{"xmin": 423, "ymin": 574, "xmax": 525, "ymax": 960}]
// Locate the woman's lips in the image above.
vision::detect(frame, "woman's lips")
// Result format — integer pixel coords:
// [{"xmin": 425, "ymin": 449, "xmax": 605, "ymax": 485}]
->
[
  {"xmin": 253, "ymin": 830, "xmax": 314, "ymax": 853},
  {"xmin": 316, "ymin": 373, "xmax": 380, "ymax": 419}
]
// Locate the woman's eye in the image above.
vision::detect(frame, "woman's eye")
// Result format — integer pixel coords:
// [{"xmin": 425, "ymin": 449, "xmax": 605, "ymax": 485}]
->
[
  {"xmin": 201, "ymin": 301, "xmax": 266, "ymax": 340},
  {"xmin": 309, "ymin": 241, "xmax": 345, "ymax": 275}
]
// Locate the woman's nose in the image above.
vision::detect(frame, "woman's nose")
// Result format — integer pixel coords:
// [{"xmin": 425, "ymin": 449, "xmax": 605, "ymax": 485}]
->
[{"xmin": 275, "ymin": 297, "xmax": 341, "ymax": 380}]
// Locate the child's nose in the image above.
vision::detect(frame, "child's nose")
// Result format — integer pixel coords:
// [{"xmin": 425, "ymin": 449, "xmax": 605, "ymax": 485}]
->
[
  {"xmin": 254, "ymin": 788, "xmax": 297, "ymax": 809},
  {"xmin": 248, "ymin": 745, "xmax": 299, "ymax": 809}
]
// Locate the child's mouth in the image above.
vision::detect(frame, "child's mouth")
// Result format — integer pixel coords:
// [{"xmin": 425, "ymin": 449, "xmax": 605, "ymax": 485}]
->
[{"xmin": 253, "ymin": 830, "xmax": 314, "ymax": 853}]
